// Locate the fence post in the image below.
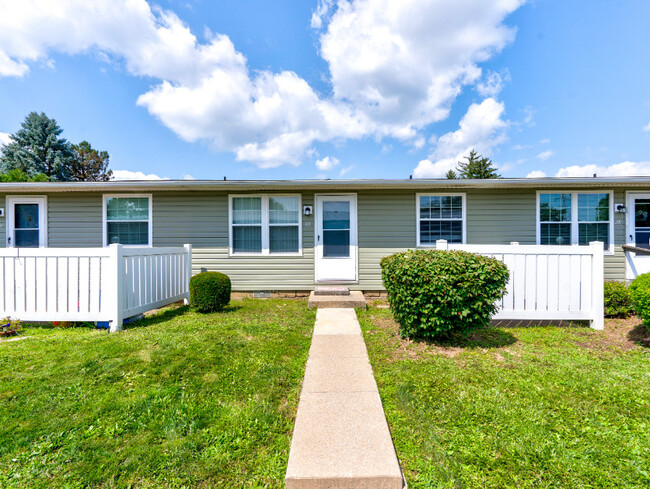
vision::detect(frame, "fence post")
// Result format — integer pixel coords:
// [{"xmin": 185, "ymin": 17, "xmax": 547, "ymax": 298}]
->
[
  {"xmin": 108, "ymin": 244, "xmax": 124, "ymax": 333},
  {"xmin": 435, "ymin": 239, "xmax": 448, "ymax": 251},
  {"xmin": 184, "ymin": 244, "xmax": 192, "ymax": 305},
  {"xmin": 590, "ymin": 241, "xmax": 604, "ymax": 330}
]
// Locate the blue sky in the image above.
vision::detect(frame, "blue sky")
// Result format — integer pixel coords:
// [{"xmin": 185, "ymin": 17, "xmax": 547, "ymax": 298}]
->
[{"xmin": 1, "ymin": 0, "xmax": 649, "ymax": 180}]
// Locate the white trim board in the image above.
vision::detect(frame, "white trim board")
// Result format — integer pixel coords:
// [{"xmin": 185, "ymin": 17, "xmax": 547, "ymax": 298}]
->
[
  {"xmin": 6, "ymin": 195, "xmax": 48, "ymax": 248},
  {"xmin": 102, "ymin": 194, "xmax": 153, "ymax": 247}
]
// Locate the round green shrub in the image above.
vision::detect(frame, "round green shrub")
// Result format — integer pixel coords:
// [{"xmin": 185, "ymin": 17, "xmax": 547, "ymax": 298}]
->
[
  {"xmin": 604, "ymin": 281, "xmax": 633, "ymax": 318},
  {"xmin": 381, "ymin": 249, "xmax": 509, "ymax": 340},
  {"xmin": 189, "ymin": 272, "xmax": 231, "ymax": 312},
  {"xmin": 629, "ymin": 273, "xmax": 650, "ymax": 329}
]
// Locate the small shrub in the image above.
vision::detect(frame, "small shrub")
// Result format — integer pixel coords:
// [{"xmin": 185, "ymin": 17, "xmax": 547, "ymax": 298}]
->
[
  {"xmin": 629, "ymin": 273, "xmax": 650, "ymax": 330},
  {"xmin": 381, "ymin": 249, "xmax": 509, "ymax": 340},
  {"xmin": 604, "ymin": 281, "xmax": 633, "ymax": 318},
  {"xmin": 190, "ymin": 272, "xmax": 231, "ymax": 312}
]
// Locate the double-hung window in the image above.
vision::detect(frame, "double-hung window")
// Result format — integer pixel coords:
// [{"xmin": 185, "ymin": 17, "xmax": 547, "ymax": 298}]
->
[
  {"xmin": 416, "ymin": 193, "xmax": 466, "ymax": 246},
  {"xmin": 230, "ymin": 195, "xmax": 301, "ymax": 255},
  {"xmin": 537, "ymin": 191, "xmax": 612, "ymax": 250},
  {"xmin": 103, "ymin": 195, "xmax": 152, "ymax": 246}
]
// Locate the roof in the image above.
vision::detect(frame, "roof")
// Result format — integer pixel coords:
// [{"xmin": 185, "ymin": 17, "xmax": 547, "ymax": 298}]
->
[{"xmin": 0, "ymin": 176, "xmax": 650, "ymax": 192}]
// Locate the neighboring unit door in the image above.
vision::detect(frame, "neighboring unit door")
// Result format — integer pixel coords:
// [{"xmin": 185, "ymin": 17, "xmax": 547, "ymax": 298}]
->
[
  {"xmin": 6, "ymin": 196, "xmax": 47, "ymax": 248},
  {"xmin": 315, "ymin": 194, "xmax": 357, "ymax": 282},
  {"xmin": 626, "ymin": 193, "xmax": 650, "ymax": 279}
]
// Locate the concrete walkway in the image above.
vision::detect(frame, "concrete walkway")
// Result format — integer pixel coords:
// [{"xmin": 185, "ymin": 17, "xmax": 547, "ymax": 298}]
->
[{"xmin": 285, "ymin": 308, "xmax": 404, "ymax": 489}]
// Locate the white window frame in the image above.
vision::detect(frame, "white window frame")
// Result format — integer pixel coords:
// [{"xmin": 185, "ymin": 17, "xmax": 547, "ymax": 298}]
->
[
  {"xmin": 416, "ymin": 193, "xmax": 467, "ymax": 247},
  {"xmin": 536, "ymin": 190, "xmax": 614, "ymax": 254},
  {"xmin": 228, "ymin": 194, "xmax": 302, "ymax": 256},
  {"xmin": 6, "ymin": 195, "xmax": 48, "ymax": 248},
  {"xmin": 102, "ymin": 194, "xmax": 153, "ymax": 247}
]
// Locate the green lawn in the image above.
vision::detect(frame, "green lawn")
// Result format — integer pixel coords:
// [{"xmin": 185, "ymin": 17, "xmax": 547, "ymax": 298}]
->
[
  {"xmin": 358, "ymin": 307, "xmax": 650, "ymax": 489},
  {"xmin": 0, "ymin": 299, "xmax": 315, "ymax": 488}
]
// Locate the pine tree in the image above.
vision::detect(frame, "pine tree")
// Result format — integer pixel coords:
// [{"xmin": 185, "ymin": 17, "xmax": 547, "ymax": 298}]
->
[
  {"xmin": 0, "ymin": 112, "xmax": 74, "ymax": 180},
  {"xmin": 445, "ymin": 169, "xmax": 458, "ymax": 179},
  {"xmin": 456, "ymin": 150, "xmax": 500, "ymax": 179},
  {"xmin": 69, "ymin": 141, "xmax": 113, "ymax": 181}
]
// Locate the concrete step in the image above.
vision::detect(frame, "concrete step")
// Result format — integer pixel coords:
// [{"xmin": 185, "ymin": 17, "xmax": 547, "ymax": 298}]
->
[
  {"xmin": 314, "ymin": 286, "xmax": 350, "ymax": 296},
  {"xmin": 285, "ymin": 308, "xmax": 403, "ymax": 489},
  {"xmin": 307, "ymin": 290, "xmax": 367, "ymax": 309}
]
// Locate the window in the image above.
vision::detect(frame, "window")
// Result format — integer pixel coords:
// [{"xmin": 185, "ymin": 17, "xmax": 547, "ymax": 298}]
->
[
  {"xmin": 103, "ymin": 195, "xmax": 152, "ymax": 246},
  {"xmin": 417, "ymin": 193, "xmax": 466, "ymax": 246},
  {"xmin": 537, "ymin": 192, "xmax": 612, "ymax": 250},
  {"xmin": 230, "ymin": 195, "xmax": 301, "ymax": 254}
]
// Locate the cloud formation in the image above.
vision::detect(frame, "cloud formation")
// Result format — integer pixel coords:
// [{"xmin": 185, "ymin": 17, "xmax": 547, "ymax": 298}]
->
[
  {"xmin": 0, "ymin": 132, "xmax": 10, "ymax": 147},
  {"xmin": 537, "ymin": 150, "xmax": 554, "ymax": 161},
  {"xmin": 413, "ymin": 98, "xmax": 508, "ymax": 177},
  {"xmin": 112, "ymin": 169, "xmax": 167, "ymax": 180},
  {"xmin": 0, "ymin": 0, "xmax": 524, "ymax": 168},
  {"xmin": 315, "ymin": 156, "xmax": 340, "ymax": 171}
]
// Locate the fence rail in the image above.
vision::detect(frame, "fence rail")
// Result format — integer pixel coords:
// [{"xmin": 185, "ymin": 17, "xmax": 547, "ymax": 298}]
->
[
  {"xmin": 0, "ymin": 244, "xmax": 192, "ymax": 332},
  {"xmin": 436, "ymin": 240, "xmax": 604, "ymax": 329}
]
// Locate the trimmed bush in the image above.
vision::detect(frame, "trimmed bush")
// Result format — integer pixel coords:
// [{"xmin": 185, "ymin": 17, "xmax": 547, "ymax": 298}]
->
[
  {"xmin": 381, "ymin": 249, "xmax": 509, "ymax": 340},
  {"xmin": 189, "ymin": 272, "xmax": 231, "ymax": 312},
  {"xmin": 604, "ymin": 281, "xmax": 633, "ymax": 318},
  {"xmin": 629, "ymin": 273, "xmax": 650, "ymax": 330}
]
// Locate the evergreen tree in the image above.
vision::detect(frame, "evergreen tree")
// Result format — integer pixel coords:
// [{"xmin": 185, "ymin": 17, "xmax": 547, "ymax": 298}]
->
[
  {"xmin": 69, "ymin": 141, "xmax": 113, "ymax": 181},
  {"xmin": 0, "ymin": 112, "xmax": 74, "ymax": 180},
  {"xmin": 0, "ymin": 169, "xmax": 50, "ymax": 182},
  {"xmin": 456, "ymin": 150, "xmax": 500, "ymax": 179},
  {"xmin": 445, "ymin": 169, "xmax": 458, "ymax": 179}
]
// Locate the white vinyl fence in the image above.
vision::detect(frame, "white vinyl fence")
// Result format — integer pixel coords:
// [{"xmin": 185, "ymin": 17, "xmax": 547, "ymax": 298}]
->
[
  {"xmin": 436, "ymin": 240, "xmax": 604, "ymax": 329},
  {"xmin": 0, "ymin": 244, "xmax": 191, "ymax": 332}
]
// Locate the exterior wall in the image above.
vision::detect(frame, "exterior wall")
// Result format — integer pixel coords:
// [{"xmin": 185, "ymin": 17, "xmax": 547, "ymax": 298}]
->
[{"xmin": 0, "ymin": 186, "xmax": 634, "ymax": 289}]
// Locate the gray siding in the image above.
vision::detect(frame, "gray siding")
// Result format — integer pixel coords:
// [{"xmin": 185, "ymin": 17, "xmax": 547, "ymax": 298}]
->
[
  {"xmin": 0, "ymin": 187, "xmax": 634, "ymax": 288},
  {"xmin": 48, "ymin": 193, "xmax": 103, "ymax": 247},
  {"xmin": 154, "ymin": 192, "xmax": 316, "ymax": 290}
]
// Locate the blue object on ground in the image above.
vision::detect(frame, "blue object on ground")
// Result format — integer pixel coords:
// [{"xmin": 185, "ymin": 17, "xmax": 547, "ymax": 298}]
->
[{"xmin": 96, "ymin": 321, "xmax": 110, "ymax": 329}]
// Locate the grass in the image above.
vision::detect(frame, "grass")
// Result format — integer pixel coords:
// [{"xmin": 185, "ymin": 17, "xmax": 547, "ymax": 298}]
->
[
  {"xmin": 0, "ymin": 298, "xmax": 315, "ymax": 488},
  {"xmin": 358, "ymin": 307, "xmax": 650, "ymax": 489}
]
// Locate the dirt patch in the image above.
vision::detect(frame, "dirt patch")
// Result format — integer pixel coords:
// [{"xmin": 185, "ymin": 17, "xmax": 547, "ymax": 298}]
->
[
  {"xmin": 368, "ymin": 311, "xmax": 650, "ymax": 361},
  {"xmin": 574, "ymin": 316, "xmax": 650, "ymax": 351}
]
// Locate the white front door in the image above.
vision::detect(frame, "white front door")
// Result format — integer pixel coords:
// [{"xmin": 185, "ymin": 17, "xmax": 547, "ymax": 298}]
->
[
  {"xmin": 315, "ymin": 194, "xmax": 357, "ymax": 282},
  {"xmin": 626, "ymin": 193, "xmax": 650, "ymax": 279},
  {"xmin": 6, "ymin": 196, "xmax": 47, "ymax": 248}
]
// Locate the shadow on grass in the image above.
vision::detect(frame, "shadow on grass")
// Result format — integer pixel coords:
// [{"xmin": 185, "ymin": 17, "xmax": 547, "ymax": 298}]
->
[
  {"xmin": 195, "ymin": 304, "xmax": 243, "ymax": 315},
  {"xmin": 419, "ymin": 328, "xmax": 518, "ymax": 349},
  {"xmin": 628, "ymin": 323, "xmax": 650, "ymax": 348},
  {"xmin": 124, "ymin": 305, "xmax": 190, "ymax": 330}
]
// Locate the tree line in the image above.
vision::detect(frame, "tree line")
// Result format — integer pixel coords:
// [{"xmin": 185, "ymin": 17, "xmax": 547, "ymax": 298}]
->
[{"xmin": 0, "ymin": 112, "xmax": 112, "ymax": 182}]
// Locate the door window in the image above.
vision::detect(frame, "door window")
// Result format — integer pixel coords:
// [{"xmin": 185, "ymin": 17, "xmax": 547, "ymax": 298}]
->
[
  {"xmin": 322, "ymin": 201, "xmax": 350, "ymax": 257},
  {"xmin": 14, "ymin": 203, "xmax": 40, "ymax": 247}
]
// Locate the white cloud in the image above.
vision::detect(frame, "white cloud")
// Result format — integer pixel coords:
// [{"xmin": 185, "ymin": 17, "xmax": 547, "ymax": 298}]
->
[
  {"xmin": 320, "ymin": 0, "xmax": 522, "ymax": 137},
  {"xmin": 537, "ymin": 150, "xmax": 554, "ymax": 161},
  {"xmin": 0, "ymin": 132, "xmax": 10, "ymax": 147},
  {"xmin": 182, "ymin": 174, "xmax": 195, "ymax": 180},
  {"xmin": 112, "ymin": 169, "xmax": 167, "ymax": 180},
  {"xmin": 526, "ymin": 170, "xmax": 547, "ymax": 178},
  {"xmin": 0, "ymin": 0, "xmax": 524, "ymax": 168},
  {"xmin": 413, "ymin": 97, "xmax": 508, "ymax": 177},
  {"xmin": 339, "ymin": 165, "xmax": 354, "ymax": 177},
  {"xmin": 539, "ymin": 138, "xmax": 550, "ymax": 144},
  {"xmin": 555, "ymin": 161, "xmax": 650, "ymax": 178},
  {"xmin": 315, "ymin": 156, "xmax": 340, "ymax": 171},
  {"xmin": 476, "ymin": 70, "xmax": 509, "ymax": 97},
  {"xmin": 643, "ymin": 122, "xmax": 650, "ymax": 132},
  {"xmin": 311, "ymin": 0, "xmax": 334, "ymax": 29}
]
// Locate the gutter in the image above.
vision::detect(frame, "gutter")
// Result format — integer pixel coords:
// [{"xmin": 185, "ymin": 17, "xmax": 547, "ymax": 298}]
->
[{"xmin": 1, "ymin": 176, "xmax": 650, "ymax": 192}]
